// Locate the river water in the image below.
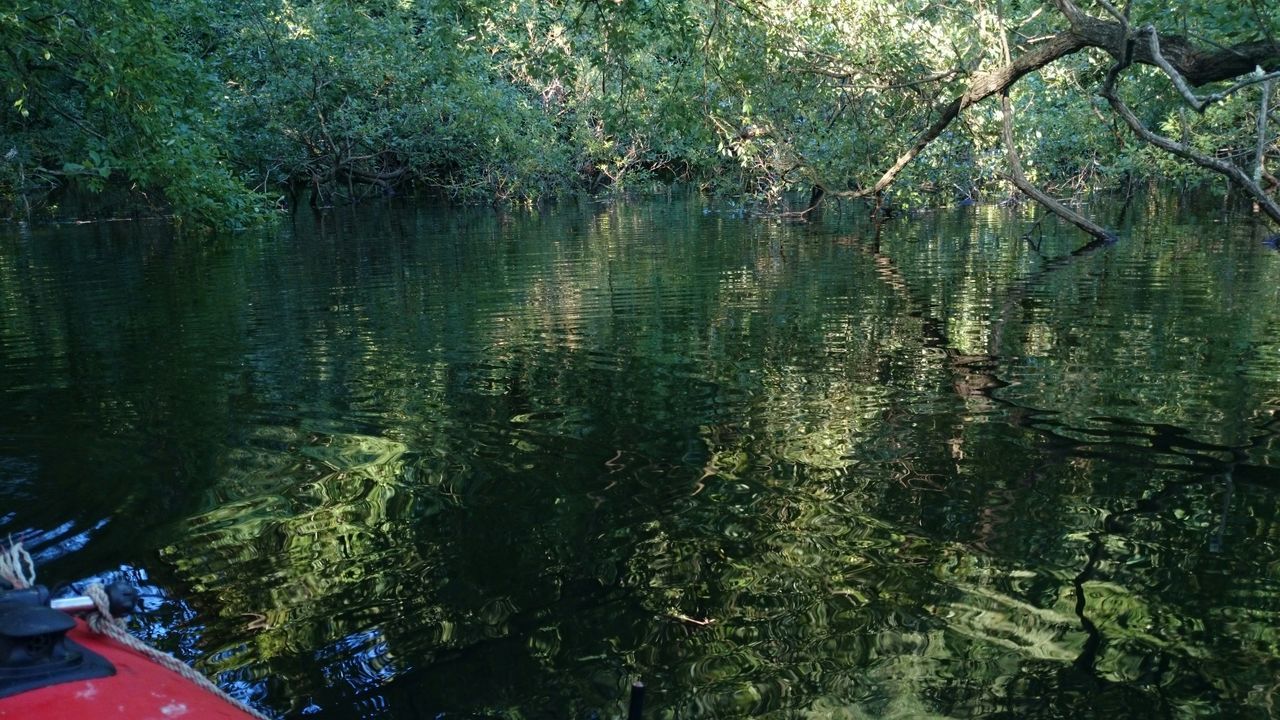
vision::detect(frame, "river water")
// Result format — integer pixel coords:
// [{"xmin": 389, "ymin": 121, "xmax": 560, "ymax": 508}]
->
[{"xmin": 2, "ymin": 196, "xmax": 1280, "ymax": 718}]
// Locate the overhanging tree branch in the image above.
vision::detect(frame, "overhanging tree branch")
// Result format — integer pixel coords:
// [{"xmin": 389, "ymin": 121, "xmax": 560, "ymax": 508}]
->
[
  {"xmin": 993, "ymin": 8, "xmax": 1111, "ymax": 241},
  {"xmin": 833, "ymin": 30, "xmax": 1089, "ymax": 199},
  {"xmin": 828, "ymin": 0, "xmax": 1280, "ymax": 229},
  {"xmin": 1000, "ymin": 92, "xmax": 1112, "ymax": 241},
  {"xmin": 1053, "ymin": 0, "xmax": 1280, "ymax": 84},
  {"xmin": 1254, "ymin": 77, "xmax": 1273, "ymax": 188},
  {"xmin": 1102, "ymin": 81, "xmax": 1280, "ymax": 224},
  {"xmin": 1138, "ymin": 24, "xmax": 1280, "ymax": 112},
  {"xmin": 1097, "ymin": 16, "xmax": 1280, "ymax": 224}
]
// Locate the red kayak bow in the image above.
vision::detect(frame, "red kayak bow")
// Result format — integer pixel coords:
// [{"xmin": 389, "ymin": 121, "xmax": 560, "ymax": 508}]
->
[{"xmin": 0, "ymin": 587, "xmax": 261, "ymax": 719}]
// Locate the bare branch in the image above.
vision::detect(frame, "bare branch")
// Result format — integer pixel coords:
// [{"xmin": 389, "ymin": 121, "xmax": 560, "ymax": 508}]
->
[
  {"xmin": 1142, "ymin": 25, "xmax": 1280, "ymax": 112},
  {"xmin": 1102, "ymin": 56, "xmax": 1280, "ymax": 223},
  {"xmin": 810, "ymin": 0, "xmax": 1280, "ymax": 226},
  {"xmin": 1254, "ymin": 78, "xmax": 1273, "ymax": 186},
  {"xmin": 1050, "ymin": 0, "xmax": 1090, "ymax": 27},
  {"xmin": 830, "ymin": 30, "xmax": 1089, "ymax": 199},
  {"xmin": 1000, "ymin": 93, "xmax": 1112, "ymax": 240},
  {"xmin": 1055, "ymin": 1, "xmax": 1280, "ymax": 85},
  {"xmin": 1095, "ymin": 0, "xmax": 1127, "ymax": 24},
  {"xmin": 1207, "ymin": 71, "xmax": 1280, "ymax": 104}
]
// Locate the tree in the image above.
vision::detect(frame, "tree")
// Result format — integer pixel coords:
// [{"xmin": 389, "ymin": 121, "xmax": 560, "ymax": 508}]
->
[
  {"xmin": 739, "ymin": 0, "xmax": 1280, "ymax": 233},
  {"xmin": 0, "ymin": 0, "xmax": 267, "ymax": 228},
  {"xmin": 2, "ymin": 0, "xmax": 1277, "ymax": 230}
]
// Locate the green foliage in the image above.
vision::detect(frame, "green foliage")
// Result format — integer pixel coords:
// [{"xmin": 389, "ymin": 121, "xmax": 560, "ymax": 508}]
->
[
  {"xmin": 1133, "ymin": 0, "xmax": 1279, "ymax": 42},
  {"xmin": 211, "ymin": 1, "xmax": 577, "ymax": 204},
  {"xmin": 1, "ymin": 0, "xmax": 1276, "ymax": 226},
  {"xmin": 0, "ymin": 0, "xmax": 269, "ymax": 228}
]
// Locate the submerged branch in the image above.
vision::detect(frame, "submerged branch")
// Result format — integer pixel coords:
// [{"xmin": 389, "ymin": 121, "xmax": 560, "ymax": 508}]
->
[{"xmin": 1000, "ymin": 92, "xmax": 1113, "ymax": 241}]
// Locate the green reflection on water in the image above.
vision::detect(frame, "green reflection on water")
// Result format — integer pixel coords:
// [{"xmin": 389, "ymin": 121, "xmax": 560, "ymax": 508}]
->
[{"xmin": 2, "ymin": 196, "xmax": 1280, "ymax": 718}]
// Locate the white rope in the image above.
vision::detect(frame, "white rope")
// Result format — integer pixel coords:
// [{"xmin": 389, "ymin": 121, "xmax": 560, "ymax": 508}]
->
[
  {"xmin": 1, "ymin": 542, "xmax": 270, "ymax": 719},
  {"xmin": 84, "ymin": 584, "xmax": 273, "ymax": 720},
  {"xmin": 0, "ymin": 542, "xmax": 36, "ymax": 590}
]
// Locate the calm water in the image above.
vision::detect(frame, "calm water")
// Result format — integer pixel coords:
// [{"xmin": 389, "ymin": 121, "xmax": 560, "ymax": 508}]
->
[{"xmin": 2, "ymin": 196, "xmax": 1280, "ymax": 718}]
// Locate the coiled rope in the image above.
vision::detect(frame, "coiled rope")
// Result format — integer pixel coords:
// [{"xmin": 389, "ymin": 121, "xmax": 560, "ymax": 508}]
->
[
  {"xmin": 1, "ymin": 543, "xmax": 270, "ymax": 720},
  {"xmin": 0, "ymin": 542, "xmax": 36, "ymax": 589}
]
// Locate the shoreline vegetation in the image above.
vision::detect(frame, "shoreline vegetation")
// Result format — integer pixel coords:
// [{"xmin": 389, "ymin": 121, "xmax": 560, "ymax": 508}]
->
[{"xmin": 2, "ymin": 1, "xmax": 1277, "ymax": 232}]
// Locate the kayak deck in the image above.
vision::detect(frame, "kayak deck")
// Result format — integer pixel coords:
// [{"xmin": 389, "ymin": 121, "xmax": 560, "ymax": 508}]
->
[{"xmin": 0, "ymin": 619, "xmax": 260, "ymax": 719}]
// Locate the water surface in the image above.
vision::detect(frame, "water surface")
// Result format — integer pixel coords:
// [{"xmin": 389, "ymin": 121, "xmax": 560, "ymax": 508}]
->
[{"xmin": 2, "ymin": 196, "xmax": 1280, "ymax": 718}]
